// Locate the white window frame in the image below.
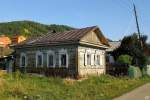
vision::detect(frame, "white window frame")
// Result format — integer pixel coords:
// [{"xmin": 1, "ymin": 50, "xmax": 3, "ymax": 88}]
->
[
  {"xmin": 84, "ymin": 53, "xmax": 87, "ymax": 66},
  {"xmin": 47, "ymin": 50, "xmax": 55, "ymax": 68},
  {"xmin": 100, "ymin": 55, "xmax": 103, "ymax": 66},
  {"xmin": 36, "ymin": 51, "xmax": 43, "ymax": 67},
  {"xmin": 59, "ymin": 49, "xmax": 68, "ymax": 68},
  {"xmin": 95, "ymin": 50, "xmax": 104, "ymax": 67},
  {"xmin": 20, "ymin": 53, "xmax": 27, "ymax": 67},
  {"xmin": 85, "ymin": 49, "xmax": 92, "ymax": 66},
  {"xmin": 91, "ymin": 53, "xmax": 95, "ymax": 66}
]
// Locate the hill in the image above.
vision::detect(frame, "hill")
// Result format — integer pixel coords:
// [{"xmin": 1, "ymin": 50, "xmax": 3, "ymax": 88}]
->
[{"xmin": 0, "ymin": 21, "xmax": 74, "ymax": 37}]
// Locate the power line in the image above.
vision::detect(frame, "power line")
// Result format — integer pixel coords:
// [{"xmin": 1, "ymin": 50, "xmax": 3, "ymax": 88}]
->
[
  {"xmin": 118, "ymin": 0, "xmax": 133, "ymax": 12},
  {"xmin": 128, "ymin": 0, "xmax": 134, "ymax": 5},
  {"xmin": 124, "ymin": 15, "xmax": 134, "ymax": 35},
  {"xmin": 113, "ymin": 0, "xmax": 143, "ymax": 45},
  {"xmin": 116, "ymin": 0, "xmax": 132, "ymax": 14},
  {"xmin": 122, "ymin": 0, "xmax": 132, "ymax": 7},
  {"xmin": 114, "ymin": 0, "xmax": 135, "ymax": 35}
]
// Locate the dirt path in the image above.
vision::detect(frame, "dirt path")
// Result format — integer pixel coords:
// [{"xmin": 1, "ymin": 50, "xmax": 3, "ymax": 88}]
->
[{"xmin": 114, "ymin": 83, "xmax": 150, "ymax": 100}]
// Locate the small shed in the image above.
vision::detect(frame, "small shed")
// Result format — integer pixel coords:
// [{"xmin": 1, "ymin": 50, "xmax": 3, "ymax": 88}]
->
[{"xmin": 0, "ymin": 55, "xmax": 15, "ymax": 73}]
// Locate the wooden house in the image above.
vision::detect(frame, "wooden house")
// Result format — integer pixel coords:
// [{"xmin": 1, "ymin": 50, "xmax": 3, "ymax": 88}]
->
[
  {"xmin": 11, "ymin": 35, "xmax": 26, "ymax": 44},
  {"xmin": 13, "ymin": 26, "xmax": 110, "ymax": 78},
  {"xmin": 0, "ymin": 35, "xmax": 11, "ymax": 48}
]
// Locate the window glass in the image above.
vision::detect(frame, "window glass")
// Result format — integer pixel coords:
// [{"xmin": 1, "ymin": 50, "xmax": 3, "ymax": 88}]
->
[
  {"xmin": 48, "ymin": 55, "xmax": 53, "ymax": 66},
  {"xmin": 87, "ymin": 54, "xmax": 91, "ymax": 65},
  {"xmin": 97, "ymin": 55, "xmax": 100, "ymax": 65},
  {"xmin": 21, "ymin": 56, "xmax": 26, "ymax": 67},
  {"xmin": 37, "ymin": 55, "xmax": 42, "ymax": 66},
  {"xmin": 61, "ymin": 54, "xmax": 66, "ymax": 66}
]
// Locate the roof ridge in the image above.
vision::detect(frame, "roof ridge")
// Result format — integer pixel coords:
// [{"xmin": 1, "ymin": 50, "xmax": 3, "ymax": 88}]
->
[
  {"xmin": 45, "ymin": 25, "xmax": 97, "ymax": 35},
  {"xmin": 14, "ymin": 25, "xmax": 102, "ymax": 47}
]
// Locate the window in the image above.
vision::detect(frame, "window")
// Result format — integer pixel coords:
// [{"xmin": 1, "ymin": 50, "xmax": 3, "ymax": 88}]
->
[
  {"xmin": 20, "ymin": 53, "xmax": 27, "ymax": 67},
  {"xmin": 36, "ymin": 51, "xmax": 43, "ymax": 67},
  {"xmin": 37, "ymin": 55, "xmax": 42, "ymax": 66},
  {"xmin": 59, "ymin": 49, "xmax": 68, "ymax": 67},
  {"xmin": 47, "ymin": 51, "xmax": 55, "ymax": 67},
  {"xmin": 61, "ymin": 54, "xmax": 66, "ymax": 66},
  {"xmin": 96, "ymin": 55, "xmax": 100, "ymax": 65},
  {"xmin": 21, "ymin": 56, "xmax": 26, "ymax": 66},
  {"xmin": 87, "ymin": 54, "xmax": 91, "ymax": 65},
  {"xmin": 48, "ymin": 55, "xmax": 54, "ymax": 66},
  {"xmin": 47, "ymin": 50, "xmax": 55, "ymax": 67}
]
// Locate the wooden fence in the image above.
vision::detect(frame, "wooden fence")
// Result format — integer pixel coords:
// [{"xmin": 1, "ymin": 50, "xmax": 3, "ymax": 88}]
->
[
  {"xmin": 106, "ymin": 63, "xmax": 129, "ymax": 76},
  {"xmin": 19, "ymin": 67, "xmax": 77, "ymax": 78}
]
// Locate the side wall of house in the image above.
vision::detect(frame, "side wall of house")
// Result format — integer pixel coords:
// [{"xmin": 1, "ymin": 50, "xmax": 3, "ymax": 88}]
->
[
  {"xmin": 78, "ymin": 46, "xmax": 106, "ymax": 76},
  {"xmin": 15, "ymin": 45, "xmax": 78, "ymax": 77}
]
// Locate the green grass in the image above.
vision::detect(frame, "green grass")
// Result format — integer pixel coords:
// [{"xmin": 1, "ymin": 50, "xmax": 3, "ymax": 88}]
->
[{"xmin": 0, "ymin": 72, "xmax": 150, "ymax": 100}]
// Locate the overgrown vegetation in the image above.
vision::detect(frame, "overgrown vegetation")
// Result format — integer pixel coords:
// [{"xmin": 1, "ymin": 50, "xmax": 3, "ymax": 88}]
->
[
  {"xmin": 113, "ymin": 33, "xmax": 149, "ymax": 68},
  {"xmin": 0, "ymin": 21, "xmax": 74, "ymax": 56},
  {"xmin": 0, "ymin": 20, "xmax": 74, "ymax": 37},
  {"xmin": 117, "ymin": 55, "xmax": 133, "ymax": 65},
  {"xmin": 0, "ymin": 71, "xmax": 149, "ymax": 100}
]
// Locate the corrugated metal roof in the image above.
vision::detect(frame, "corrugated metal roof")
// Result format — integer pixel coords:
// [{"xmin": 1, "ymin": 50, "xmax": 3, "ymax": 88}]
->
[
  {"xmin": 15, "ymin": 26, "xmax": 109, "ymax": 47},
  {"xmin": 106, "ymin": 41, "xmax": 121, "ymax": 52}
]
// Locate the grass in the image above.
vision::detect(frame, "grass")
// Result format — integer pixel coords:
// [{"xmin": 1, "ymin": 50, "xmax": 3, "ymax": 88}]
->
[{"xmin": 0, "ymin": 71, "xmax": 149, "ymax": 100}]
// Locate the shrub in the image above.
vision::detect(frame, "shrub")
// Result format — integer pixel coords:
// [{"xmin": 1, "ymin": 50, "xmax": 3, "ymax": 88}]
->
[
  {"xmin": 147, "ymin": 69, "xmax": 150, "ymax": 77},
  {"xmin": 142, "ymin": 67, "xmax": 148, "ymax": 77},
  {"xmin": 147, "ymin": 57, "xmax": 150, "ymax": 64},
  {"xmin": 0, "ymin": 70, "xmax": 7, "ymax": 78},
  {"xmin": 112, "ymin": 34, "xmax": 150, "ymax": 68},
  {"xmin": 117, "ymin": 55, "xmax": 132, "ymax": 65},
  {"xmin": 128, "ymin": 66, "xmax": 142, "ymax": 78}
]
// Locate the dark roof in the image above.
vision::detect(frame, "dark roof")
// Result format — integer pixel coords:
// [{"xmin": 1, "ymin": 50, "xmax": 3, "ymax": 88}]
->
[
  {"xmin": 106, "ymin": 41, "xmax": 121, "ymax": 52},
  {"xmin": 14, "ymin": 26, "xmax": 109, "ymax": 48}
]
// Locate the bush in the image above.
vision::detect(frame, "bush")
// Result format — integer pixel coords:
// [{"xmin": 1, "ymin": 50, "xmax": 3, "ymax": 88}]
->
[
  {"xmin": 147, "ymin": 57, "xmax": 150, "ymax": 64},
  {"xmin": 128, "ymin": 66, "xmax": 142, "ymax": 78},
  {"xmin": 117, "ymin": 55, "xmax": 132, "ymax": 65},
  {"xmin": 142, "ymin": 67, "xmax": 148, "ymax": 77}
]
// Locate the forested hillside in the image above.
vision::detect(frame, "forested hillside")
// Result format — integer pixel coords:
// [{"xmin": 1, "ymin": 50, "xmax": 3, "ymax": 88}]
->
[{"xmin": 0, "ymin": 21, "xmax": 74, "ymax": 37}]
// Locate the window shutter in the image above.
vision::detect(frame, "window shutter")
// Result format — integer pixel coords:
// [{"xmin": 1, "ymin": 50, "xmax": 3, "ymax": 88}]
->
[
  {"xmin": 91, "ymin": 54, "xmax": 94, "ymax": 65},
  {"xmin": 84, "ymin": 53, "xmax": 87, "ymax": 66}
]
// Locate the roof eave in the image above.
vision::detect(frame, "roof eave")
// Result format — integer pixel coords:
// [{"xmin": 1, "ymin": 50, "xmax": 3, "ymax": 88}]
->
[
  {"xmin": 79, "ymin": 41, "xmax": 109, "ymax": 49},
  {"xmin": 13, "ymin": 41, "xmax": 79, "ymax": 49}
]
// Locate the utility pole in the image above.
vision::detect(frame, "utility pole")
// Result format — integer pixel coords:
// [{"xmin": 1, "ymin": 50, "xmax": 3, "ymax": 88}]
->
[
  {"xmin": 133, "ymin": 3, "xmax": 143, "ymax": 47},
  {"xmin": 133, "ymin": 4, "xmax": 141, "ymax": 39}
]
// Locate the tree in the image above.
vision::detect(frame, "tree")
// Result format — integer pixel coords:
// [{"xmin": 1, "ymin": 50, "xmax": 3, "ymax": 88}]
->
[
  {"xmin": 117, "ymin": 55, "xmax": 132, "ymax": 65},
  {"xmin": 0, "ymin": 21, "xmax": 74, "ymax": 37},
  {"xmin": 113, "ymin": 33, "xmax": 149, "ymax": 67}
]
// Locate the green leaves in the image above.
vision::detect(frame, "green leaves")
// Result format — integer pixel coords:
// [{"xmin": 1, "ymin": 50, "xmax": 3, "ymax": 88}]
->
[
  {"xmin": 117, "ymin": 55, "xmax": 133, "ymax": 65},
  {"xmin": 0, "ymin": 21, "xmax": 74, "ymax": 37},
  {"xmin": 113, "ymin": 33, "xmax": 149, "ymax": 67}
]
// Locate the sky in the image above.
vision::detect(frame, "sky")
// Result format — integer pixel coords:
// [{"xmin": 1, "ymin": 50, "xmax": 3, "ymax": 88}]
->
[{"xmin": 0, "ymin": 0, "xmax": 149, "ymax": 42}]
